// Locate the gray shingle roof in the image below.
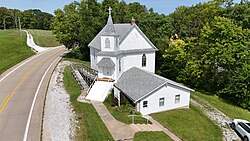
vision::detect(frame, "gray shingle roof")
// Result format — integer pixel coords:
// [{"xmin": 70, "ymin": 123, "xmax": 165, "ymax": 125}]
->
[
  {"xmin": 104, "ymin": 14, "xmax": 116, "ymax": 35},
  {"xmin": 96, "ymin": 57, "xmax": 115, "ymax": 68},
  {"xmin": 114, "ymin": 67, "xmax": 194, "ymax": 103},
  {"xmin": 88, "ymin": 24, "xmax": 132, "ymax": 50}
]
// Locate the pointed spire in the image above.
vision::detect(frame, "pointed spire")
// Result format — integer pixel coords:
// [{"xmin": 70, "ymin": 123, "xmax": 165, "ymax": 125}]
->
[{"xmin": 105, "ymin": 7, "xmax": 115, "ymax": 34}]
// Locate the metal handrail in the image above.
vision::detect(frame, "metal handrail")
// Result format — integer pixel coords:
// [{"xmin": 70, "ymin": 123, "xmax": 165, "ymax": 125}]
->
[
  {"xmin": 86, "ymin": 75, "xmax": 98, "ymax": 94},
  {"xmin": 128, "ymin": 115, "xmax": 149, "ymax": 124}
]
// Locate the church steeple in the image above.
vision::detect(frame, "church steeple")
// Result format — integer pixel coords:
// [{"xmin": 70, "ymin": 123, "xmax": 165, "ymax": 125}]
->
[{"xmin": 105, "ymin": 7, "xmax": 115, "ymax": 34}]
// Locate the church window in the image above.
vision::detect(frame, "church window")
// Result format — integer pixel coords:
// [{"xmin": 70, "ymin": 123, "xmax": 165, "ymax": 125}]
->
[
  {"xmin": 142, "ymin": 54, "xmax": 146, "ymax": 67},
  {"xmin": 105, "ymin": 38, "xmax": 110, "ymax": 48}
]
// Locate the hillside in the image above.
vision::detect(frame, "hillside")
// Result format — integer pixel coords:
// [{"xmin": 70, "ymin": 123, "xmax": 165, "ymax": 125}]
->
[
  {"xmin": 0, "ymin": 30, "xmax": 35, "ymax": 75},
  {"xmin": 28, "ymin": 29, "xmax": 62, "ymax": 47}
]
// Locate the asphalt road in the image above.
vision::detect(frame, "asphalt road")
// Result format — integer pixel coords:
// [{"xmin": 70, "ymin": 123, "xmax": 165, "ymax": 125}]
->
[{"xmin": 0, "ymin": 46, "xmax": 66, "ymax": 141}]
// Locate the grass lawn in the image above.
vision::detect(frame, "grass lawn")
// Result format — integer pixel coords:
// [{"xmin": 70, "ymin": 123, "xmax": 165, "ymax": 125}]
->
[
  {"xmin": 152, "ymin": 105, "xmax": 223, "ymax": 141},
  {"xmin": 133, "ymin": 131, "xmax": 172, "ymax": 141},
  {"xmin": 63, "ymin": 58, "xmax": 90, "ymax": 68},
  {"xmin": 28, "ymin": 29, "xmax": 61, "ymax": 47},
  {"xmin": 63, "ymin": 66, "xmax": 114, "ymax": 141},
  {"xmin": 104, "ymin": 94, "xmax": 151, "ymax": 124},
  {"xmin": 0, "ymin": 30, "xmax": 35, "ymax": 75},
  {"xmin": 192, "ymin": 91, "xmax": 250, "ymax": 121}
]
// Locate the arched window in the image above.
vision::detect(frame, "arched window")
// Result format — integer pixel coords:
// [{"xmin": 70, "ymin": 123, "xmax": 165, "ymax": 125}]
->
[
  {"xmin": 142, "ymin": 54, "xmax": 146, "ymax": 67},
  {"xmin": 105, "ymin": 38, "xmax": 110, "ymax": 48}
]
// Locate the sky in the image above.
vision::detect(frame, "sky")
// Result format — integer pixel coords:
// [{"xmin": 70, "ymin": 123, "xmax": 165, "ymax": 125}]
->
[{"xmin": 0, "ymin": 0, "xmax": 242, "ymax": 15}]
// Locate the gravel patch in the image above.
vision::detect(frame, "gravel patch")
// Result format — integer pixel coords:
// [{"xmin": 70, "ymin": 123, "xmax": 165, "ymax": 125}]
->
[
  {"xmin": 191, "ymin": 97, "xmax": 240, "ymax": 141},
  {"xmin": 42, "ymin": 61, "xmax": 76, "ymax": 141}
]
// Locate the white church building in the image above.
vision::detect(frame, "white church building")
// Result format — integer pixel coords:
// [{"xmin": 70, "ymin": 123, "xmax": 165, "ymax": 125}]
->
[{"xmin": 86, "ymin": 8, "xmax": 194, "ymax": 115}]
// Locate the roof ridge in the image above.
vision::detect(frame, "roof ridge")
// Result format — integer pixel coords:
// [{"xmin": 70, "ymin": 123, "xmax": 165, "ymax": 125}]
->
[{"xmin": 131, "ymin": 67, "xmax": 194, "ymax": 91}]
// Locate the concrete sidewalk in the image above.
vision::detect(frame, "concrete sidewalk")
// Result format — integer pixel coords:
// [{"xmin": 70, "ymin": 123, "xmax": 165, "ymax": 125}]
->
[
  {"xmin": 91, "ymin": 101, "xmax": 135, "ymax": 141},
  {"xmin": 23, "ymin": 30, "xmax": 48, "ymax": 53}
]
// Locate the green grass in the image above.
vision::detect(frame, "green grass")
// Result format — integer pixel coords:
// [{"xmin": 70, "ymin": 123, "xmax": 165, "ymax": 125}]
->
[
  {"xmin": 0, "ymin": 30, "xmax": 35, "ymax": 75},
  {"xmin": 192, "ymin": 91, "xmax": 250, "ymax": 121},
  {"xmin": 104, "ymin": 94, "xmax": 151, "ymax": 124},
  {"xmin": 133, "ymin": 131, "xmax": 172, "ymax": 141},
  {"xmin": 28, "ymin": 29, "xmax": 61, "ymax": 47},
  {"xmin": 63, "ymin": 58, "xmax": 90, "ymax": 68},
  {"xmin": 152, "ymin": 105, "xmax": 223, "ymax": 141},
  {"xmin": 63, "ymin": 66, "xmax": 113, "ymax": 141}
]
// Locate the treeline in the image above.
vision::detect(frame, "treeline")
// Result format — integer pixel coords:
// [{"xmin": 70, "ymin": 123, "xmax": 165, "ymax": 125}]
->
[
  {"xmin": 51, "ymin": 0, "xmax": 250, "ymax": 110},
  {"xmin": 0, "ymin": 7, "xmax": 53, "ymax": 30}
]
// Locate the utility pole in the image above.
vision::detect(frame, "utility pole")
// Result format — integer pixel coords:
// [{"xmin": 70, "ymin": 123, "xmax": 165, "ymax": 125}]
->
[
  {"xmin": 3, "ymin": 18, "xmax": 6, "ymax": 30},
  {"xmin": 18, "ymin": 16, "xmax": 22, "ymax": 36},
  {"xmin": 15, "ymin": 16, "xmax": 18, "ymax": 29}
]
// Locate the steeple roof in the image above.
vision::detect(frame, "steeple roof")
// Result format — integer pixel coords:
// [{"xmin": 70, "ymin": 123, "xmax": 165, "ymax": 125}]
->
[{"xmin": 104, "ymin": 7, "xmax": 116, "ymax": 35}]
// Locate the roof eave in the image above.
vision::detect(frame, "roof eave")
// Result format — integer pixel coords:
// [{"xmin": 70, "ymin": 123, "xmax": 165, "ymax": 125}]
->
[
  {"xmin": 167, "ymin": 82, "xmax": 195, "ymax": 92},
  {"xmin": 113, "ymin": 84, "xmax": 137, "ymax": 103}
]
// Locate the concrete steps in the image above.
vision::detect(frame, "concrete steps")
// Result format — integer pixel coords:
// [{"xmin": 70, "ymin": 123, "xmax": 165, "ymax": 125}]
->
[{"xmin": 130, "ymin": 123, "xmax": 162, "ymax": 132}]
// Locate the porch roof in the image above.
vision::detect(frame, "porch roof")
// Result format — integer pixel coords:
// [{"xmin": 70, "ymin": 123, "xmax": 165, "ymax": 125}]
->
[{"xmin": 96, "ymin": 57, "xmax": 115, "ymax": 68}]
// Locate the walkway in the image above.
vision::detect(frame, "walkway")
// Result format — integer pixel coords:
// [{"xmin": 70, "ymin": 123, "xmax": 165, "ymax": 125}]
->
[
  {"xmin": 23, "ymin": 30, "xmax": 48, "ymax": 53},
  {"xmin": 91, "ymin": 101, "xmax": 135, "ymax": 140}
]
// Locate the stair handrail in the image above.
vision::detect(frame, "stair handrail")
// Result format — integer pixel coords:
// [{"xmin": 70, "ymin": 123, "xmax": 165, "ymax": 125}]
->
[
  {"xmin": 87, "ymin": 75, "xmax": 98, "ymax": 94},
  {"xmin": 128, "ymin": 115, "xmax": 149, "ymax": 124}
]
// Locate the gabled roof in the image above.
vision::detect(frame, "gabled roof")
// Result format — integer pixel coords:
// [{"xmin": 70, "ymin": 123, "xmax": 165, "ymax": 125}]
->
[
  {"xmin": 114, "ymin": 67, "xmax": 194, "ymax": 103},
  {"xmin": 88, "ymin": 24, "xmax": 132, "ymax": 50},
  {"xmin": 88, "ymin": 23, "xmax": 158, "ymax": 51},
  {"xmin": 96, "ymin": 57, "xmax": 115, "ymax": 68},
  {"xmin": 119, "ymin": 24, "xmax": 158, "ymax": 50}
]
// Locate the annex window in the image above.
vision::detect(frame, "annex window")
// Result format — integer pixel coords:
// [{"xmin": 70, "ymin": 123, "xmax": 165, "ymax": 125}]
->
[
  {"xmin": 105, "ymin": 38, "xmax": 110, "ymax": 48},
  {"xmin": 143, "ymin": 101, "xmax": 148, "ymax": 108},
  {"xmin": 119, "ymin": 59, "xmax": 121, "ymax": 72},
  {"xmin": 175, "ymin": 94, "xmax": 180, "ymax": 104},
  {"xmin": 159, "ymin": 97, "xmax": 164, "ymax": 107},
  {"xmin": 142, "ymin": 54, "xmax": 146, "ymax": 67}
]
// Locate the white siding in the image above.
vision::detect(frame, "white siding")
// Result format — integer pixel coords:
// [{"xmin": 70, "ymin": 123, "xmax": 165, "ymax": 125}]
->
[
  {"xmin": 97, "ymin": 56, "xmax": 117, "ymax": 80},
  {"xmin": 123, "ymin": 52, "xmax": 155, "ymax": 73},
  {"xmin": 120, "ymin": 28, "xmax": 153, "ymax": 50},
  {"xmin": 101, "ymin": 36, "xmax": 115, "ymax": 51},
  {"xmin": 90, "ymin": 48, "xmax": 99, "ymax": 70},
  {"xmin": 139, "ymin": 84, "xmax": 190, "ymax": 115}
]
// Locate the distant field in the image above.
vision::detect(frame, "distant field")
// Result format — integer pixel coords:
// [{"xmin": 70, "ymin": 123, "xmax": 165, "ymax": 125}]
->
[
  {"xmin": 0, "ymin": 30, "xmax": 35, "ymax": 75},
  {"xmin": 28, "ymin": 29, "xmax": 61, "ymax": 47},
  {"xmin": 152, "ymin": 105, "xmax": 222, "ymax": 141},
  {"xmin": 192, "ymin": 92, "xmax": 250, "ymax": 121}
]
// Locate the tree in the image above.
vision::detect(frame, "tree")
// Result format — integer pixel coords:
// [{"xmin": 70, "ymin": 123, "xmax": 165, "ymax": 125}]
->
[
  {"xmin": 51, "ymin": 2, "xmax": 81, "ymax": 49},
  {"xmin": 219, "ymin": 62, "xmax": 250, "ymax": 110},
  {"xmin": 178, "ymin": 16, "xmax": 250, "ymax": 91}
]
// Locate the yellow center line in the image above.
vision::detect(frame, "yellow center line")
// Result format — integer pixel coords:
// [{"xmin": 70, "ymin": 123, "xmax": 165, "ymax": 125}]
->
[{"xmin": 0, "ymin": 49, "xmax": 64, "ymax": 113}]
